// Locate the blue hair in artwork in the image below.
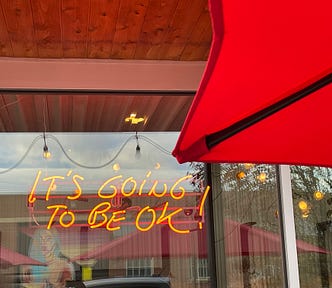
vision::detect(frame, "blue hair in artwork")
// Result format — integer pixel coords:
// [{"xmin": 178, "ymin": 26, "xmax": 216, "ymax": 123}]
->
[{"xmin": 29, "ymin": 228, "xmax": 61, "ymax": 283}]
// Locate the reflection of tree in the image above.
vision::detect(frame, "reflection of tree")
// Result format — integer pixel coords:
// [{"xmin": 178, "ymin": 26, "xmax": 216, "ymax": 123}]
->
[
  {"xmin": 191, "ymin": 163, "xmax": 332, "ymax": 286},
  {"xmin": 190, "ymin": 162, "xmax": 279, "ymax": 231},
  {"xmin": 190, "ymin": 163, "xmax": 332, "ymax": 233},
  {"xmin": 290, "ymin": 166, "xmax": 332, "ymax": 238}
]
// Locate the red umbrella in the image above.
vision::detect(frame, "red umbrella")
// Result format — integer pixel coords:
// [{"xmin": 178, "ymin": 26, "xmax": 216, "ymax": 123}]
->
[
  {"xmin": 172, "ymin": 0, "xmax": 332, "ymax": 166},
  {"xmin": 72, "ymin": 225, "xmax": 207, "ymax": 261},
  {"xmin": 224, "ymin": 219, "xmax": 328, "ymax": 256},
  {"xmin": 0, "ymin": 246, "xmax": 46, "ymax": 268},
  {"xmin": 73, "ymin": 220, "xmax": 328, "ymax": 261}
]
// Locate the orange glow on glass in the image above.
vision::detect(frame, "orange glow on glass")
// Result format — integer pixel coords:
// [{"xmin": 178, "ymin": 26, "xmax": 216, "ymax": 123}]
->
[
  {"xmin": 97, "ymin": 175, "xmax": 122, "ymax": 199},
  {"xmin": 106, "ymin": 210, "xmax": 126, "ymax": 231},
  {"xmin": 47, "ymin": 204, "xmax": 68, "ymax": 229},
  {"xmin": 67, "ymin": 174, "xmax": 84, "ymax": 200},
  {"xmin": 59, "ymin": 210, "xmax": 75, "ymax": 228},
  {"xmin": 88, "ymin": 202, "xmax": 111, "ymax": 228},
  {"xmin": 135, "ymin": 206, "xmax": 156, "ymax": 232},
  {"xmin": 43, "ymin": 175, "xmax": 65, "ymax": 201},
  {"xmin": 156, "ymin": 202, "xmax": 189, "ymax": 234},
  {"xmin": 28, "ymin": 170, "xmax": 42, "ymax": 204},
  {"xmin": 169, "ymin": 175, "xmax": 192, "ymax": 200},
  {"xmin": 198, "ymin": 186, "xmax": 210, "ymax": 229}
]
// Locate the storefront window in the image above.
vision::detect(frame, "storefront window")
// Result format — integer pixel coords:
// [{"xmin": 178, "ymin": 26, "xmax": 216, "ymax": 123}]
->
[
  {"xmin": 213, "ymin": 163, "xmax": 284, "ymax": 287},
  {"xmin": 0, "ymin": 133, "xmax": 211, "ymax": 288},
  {"xmin": 291, "ymin": 166, "xmax": 332, "ymax": 287}
]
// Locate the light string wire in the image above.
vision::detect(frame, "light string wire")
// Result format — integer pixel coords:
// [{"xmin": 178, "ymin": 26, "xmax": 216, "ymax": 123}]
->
[
  {"xmin": 0, "ymin": 133, "xmax": 172, "ymax": 174},
  {"xmin": 0, "ymin": 135, "xmax": 44, "ymax": 174}
]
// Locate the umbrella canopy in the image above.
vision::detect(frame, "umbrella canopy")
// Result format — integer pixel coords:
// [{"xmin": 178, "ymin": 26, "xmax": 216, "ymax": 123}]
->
[
  {"xmin": 0, "ymin": 246, "xmax": 46, "ymax": 268},
  {"xmin": 72, "ymin": 225, "xmax": 207, "ymax": 261},
  {"xmin": 73, "ymin": 220, "xmax": 327, "ymax": 261},
  {"xmin": 172, "ymin": 0, "xmax": 332, "ymax": 166},
  {"xmin": 225, "ymin": 220, "xmax": 328, "ymax": 256}
]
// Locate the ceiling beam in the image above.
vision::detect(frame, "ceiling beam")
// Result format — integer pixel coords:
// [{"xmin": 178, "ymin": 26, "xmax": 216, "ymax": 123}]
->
[{"xmin": 0, "ymin": 58, "xmax": 206, "ymax": 92}]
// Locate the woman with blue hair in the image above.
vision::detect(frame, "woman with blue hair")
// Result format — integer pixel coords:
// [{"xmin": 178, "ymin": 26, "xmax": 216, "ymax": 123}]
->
[{"xmin": 23, "ymin": 228, "xmax": 74, "ymax": 288}]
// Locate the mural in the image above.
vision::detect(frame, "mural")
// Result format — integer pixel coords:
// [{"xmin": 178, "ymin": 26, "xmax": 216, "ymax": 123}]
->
[{"xmin": 22, "ymin": 228, "xmax": 74, "ymax": 288}]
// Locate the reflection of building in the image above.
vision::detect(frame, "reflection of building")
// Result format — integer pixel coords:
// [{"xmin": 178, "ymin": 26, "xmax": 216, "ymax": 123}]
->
[
  {"xmin": 1, "ymin": 152, "xmax": 332, "ymax": 287},
  {"xmin": 0, "ymin": 179, "xmax": 211, "ymax": 288}
]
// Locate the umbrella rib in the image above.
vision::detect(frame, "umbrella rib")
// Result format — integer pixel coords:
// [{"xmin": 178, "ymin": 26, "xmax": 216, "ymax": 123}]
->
[{"xmin": 206, "ymin": 73, "xmax": 332, "ymax": 149}]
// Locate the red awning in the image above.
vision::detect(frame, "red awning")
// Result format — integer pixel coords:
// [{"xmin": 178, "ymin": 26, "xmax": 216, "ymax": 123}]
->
[
  {"xmin": 72, "ymin": 225, "xmax": 207, "ymax": 261},
  {"xmin": 0, "ymin": 245, "xmax": 46, "ymax": 268},
  {"xmin": 72, "ymin": 220, "xmax": 327, "ymax": 261},
  {"xmin": 224, "ymin": 220, "xmax": 328, "ymax": 256},
  {"xmin": 172, "ymin": 0, "xmax": 332, "ymax": 166}
]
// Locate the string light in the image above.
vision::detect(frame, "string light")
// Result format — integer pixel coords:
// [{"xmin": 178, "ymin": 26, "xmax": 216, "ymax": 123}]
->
[
  {"xmin": 135, "ymin": 132, "xmax": 141, "ymax": 159},
  {"xmin": 313, "ymin": 190, "xmax": 324, "ymax": 201},
  {"xmin": 298, "ymin": 200, "xmax": 311, "ymax": 218},
  {"xmin": 113, "ymin": 163, "xmax": 120, "ymax": 171},
  {"xmin": 236, "ymin": 171, "xmax": 246, "ymax": 179},
  {"xmin": 0, "ymin": 133, "xmax": 172, "ymax": 174},
  {"xmin": 43, "ymin": 132, "xmax": 51, "ymax": 159},
  {"xmin": 302, "ymin": 210, "xmax": 310, "ymax": 218},
  {"xmin": 257, "ymin": 172, "xmax": 267, "ymax": 183},
  {"xmin": 244, "ymin": 163, "xmax": 255, "ymax": 169},
  {"xmin": 298, "ymin": 200, "xmax": 308, "ymax": 211}
]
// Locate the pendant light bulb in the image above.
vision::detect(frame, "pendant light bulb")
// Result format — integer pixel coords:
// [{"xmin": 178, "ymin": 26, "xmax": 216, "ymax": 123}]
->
[
  {"xmin": 43, "ymin": 144, "xmax": 51, "ymax": 159},
  {"xmin": 43, "ymin": 132, "xmax": 51, "ymax": 159},
  {"xmin": 135, "ymin": 131, "xmax": 141, "ymax": 159},
  {"xmin": 135, "ymin": 143, "xmax": 141, "ymax": 159}
]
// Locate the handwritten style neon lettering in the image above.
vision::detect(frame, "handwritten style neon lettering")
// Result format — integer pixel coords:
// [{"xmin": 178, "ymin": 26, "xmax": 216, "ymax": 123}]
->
[
  {"xmin": 28, "ymin": 170, "xmax": 210, "ymax": 234},
  {"xmin": 88, "ymin": 202, "xmax": 111, "ymax": 228}
]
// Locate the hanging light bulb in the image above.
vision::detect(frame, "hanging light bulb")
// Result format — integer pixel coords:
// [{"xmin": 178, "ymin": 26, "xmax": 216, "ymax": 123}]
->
[
  {"xmin": 43, "ymin": 144, "xmax": 51, "ymax": 159},
  {"xmin": 43, "ymin": 133, "xmax": 51, "ymax": 159},
  {"xmin": 135, "ymin": 132, "xmax": 141, "ymax": 159}
]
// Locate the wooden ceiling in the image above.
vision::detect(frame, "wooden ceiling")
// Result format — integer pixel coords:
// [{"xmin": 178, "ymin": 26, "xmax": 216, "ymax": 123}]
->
[
  {"xmin": 0, "ymin": 92, "xmax": 194, "ymax": 132},
  {"xmin": 0, "ymin": 0, "xmax": 212, "ymax": 132},
  {"xmin": 0, "ymin": 0, "xmax": 211, "ymax": 61}
]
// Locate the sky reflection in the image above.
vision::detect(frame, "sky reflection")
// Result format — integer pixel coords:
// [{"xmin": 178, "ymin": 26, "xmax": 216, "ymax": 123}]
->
[{"xmin": 0, "ymin": 132, "xmax": 194, "ymax": 195}]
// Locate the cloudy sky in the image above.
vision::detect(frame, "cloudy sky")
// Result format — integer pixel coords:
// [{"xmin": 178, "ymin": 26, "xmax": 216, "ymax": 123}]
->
[{"xmin": 0, "ymin": 132, "xmax": 194, "ymax": 195}]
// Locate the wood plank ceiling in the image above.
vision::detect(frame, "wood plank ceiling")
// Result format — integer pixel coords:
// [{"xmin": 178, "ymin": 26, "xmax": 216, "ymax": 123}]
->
[{"xmin": 0, "ymin": 0, "xmax": 212, "ymax": 132}]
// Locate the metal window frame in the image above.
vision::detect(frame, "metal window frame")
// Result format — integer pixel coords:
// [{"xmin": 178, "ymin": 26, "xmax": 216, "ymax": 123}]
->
[{"xmin": 277, "ymin": 165, "xmax": 300, "ymax": 288}]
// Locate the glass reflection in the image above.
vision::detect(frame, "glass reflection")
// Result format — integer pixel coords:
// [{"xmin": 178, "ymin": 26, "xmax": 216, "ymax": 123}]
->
[
  {"xmin": 291, "ymin": 166, "xmax": 332, "ymax": 287},
  {"xmin": 0, "ymin": 132, "xmax": 210, "ymax": 288},
  {"xmin": 216, "ymin": 163, "xmax": 284, "ymax": 287}
]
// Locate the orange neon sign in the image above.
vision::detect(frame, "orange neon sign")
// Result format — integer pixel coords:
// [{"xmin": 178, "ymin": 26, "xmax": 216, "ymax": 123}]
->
[{"xmin": 28, "ymin": 170, "xmax": 210, "ymax": 234}]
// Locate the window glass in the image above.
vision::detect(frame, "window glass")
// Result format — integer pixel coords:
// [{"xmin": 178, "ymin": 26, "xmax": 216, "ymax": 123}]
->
[
  {"xmin": 214, "ymin": 163, "xmax": 284, "ymax": 287},
  {"xmin": 290, "ymin": 166, "xmax": 332, "ymax": 287},
  {"xmin": 0, "ymin": 132, "xmax": 211, "ymax": 288},
  {"xmin": 127, "ymin": 258, "xmax": 153, "ymax": 277}
]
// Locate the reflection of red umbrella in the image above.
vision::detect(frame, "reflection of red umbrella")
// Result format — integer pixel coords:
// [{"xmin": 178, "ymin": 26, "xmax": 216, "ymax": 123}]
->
[
  {"xmin": 224, "ymin": 219, "xmax": 328, "ymax": 256},
  {"xmin": 0, "ymin": 246, "xmax": 46, "ymax": 268},
  {"xmin": 172, "ymin": 0, "xmax": 332, "ymax": 166},
  {"xmin": 73, "ymin": 225, "xmax": 207, "ymax": 261},
  {"xmin": 73, "ymin": 220, "xmax": 328, "ymax": 261}
]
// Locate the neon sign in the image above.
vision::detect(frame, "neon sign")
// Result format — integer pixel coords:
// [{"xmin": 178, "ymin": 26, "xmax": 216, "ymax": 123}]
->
[{"xmin": 28, "ymin": 170, "xmax": 210, "ymax": 234}]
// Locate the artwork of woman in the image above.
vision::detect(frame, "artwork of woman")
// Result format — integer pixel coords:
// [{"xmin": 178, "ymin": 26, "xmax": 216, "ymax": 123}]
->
[{"xmin": 22, "ymin": 228, "xmax": 75, "ymax": 288}]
